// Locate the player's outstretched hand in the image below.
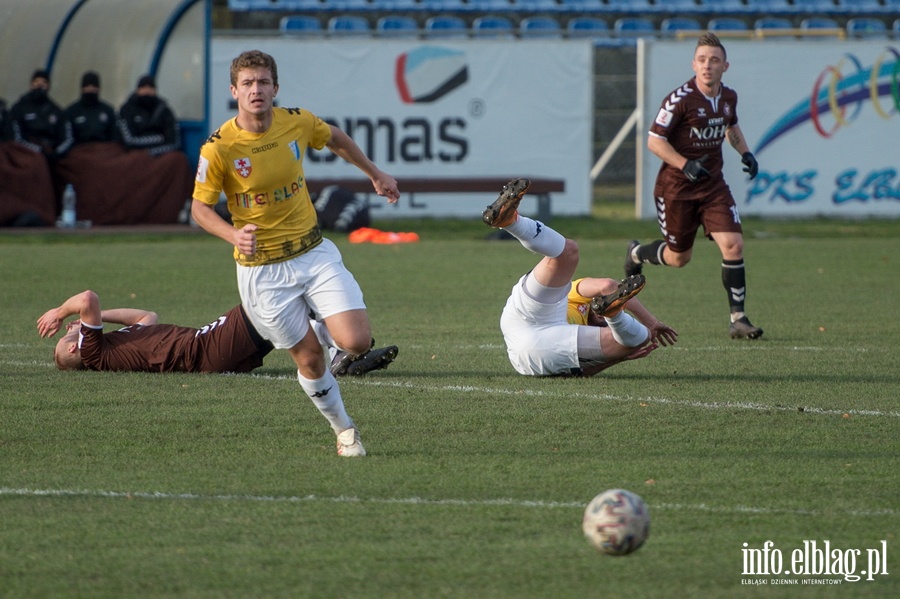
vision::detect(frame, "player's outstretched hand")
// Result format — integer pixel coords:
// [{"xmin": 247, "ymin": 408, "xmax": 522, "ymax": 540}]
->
[
  {"xmin": 649, "ymin": 321, "xmax": 678, "ymax": 347},
  {"xmin": 682, "ymin": 155, "xmax": 710, "ymax": 183},
  {"xmin": 741, "ymin": 152, "xmax": 759, "ymax": 179}
]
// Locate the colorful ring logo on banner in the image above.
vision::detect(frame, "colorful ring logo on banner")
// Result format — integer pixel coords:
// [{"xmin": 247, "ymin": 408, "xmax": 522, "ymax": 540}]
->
[{"xmin": 756, "ymin": 49, "xmax": 900, "ymax": 154}]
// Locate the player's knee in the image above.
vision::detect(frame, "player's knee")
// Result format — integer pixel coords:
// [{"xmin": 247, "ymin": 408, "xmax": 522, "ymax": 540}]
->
[
  {"xmin": 333, "ymin": 332, "xmax": 372, "ymax": 356},
  {"xmin": 665, "ymin": 248, "xmax": 691, "ymax": 267},
  {"xmin": 559, "ymin": 238, "xmax": 579, "ymax": 265}
]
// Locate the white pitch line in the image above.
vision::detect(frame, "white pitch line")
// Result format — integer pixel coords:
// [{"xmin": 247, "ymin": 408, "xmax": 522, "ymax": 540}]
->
[
  {"xmin": 244, "ymin": 374, "xmax": 900, "ymax": 419},
  {"xmin": 4, "ymin": 362, "xmax": 898, "ymax": 418},
  {"xmin": 0, "ymin": 487, "xmax": 894, "ymax": 518}
]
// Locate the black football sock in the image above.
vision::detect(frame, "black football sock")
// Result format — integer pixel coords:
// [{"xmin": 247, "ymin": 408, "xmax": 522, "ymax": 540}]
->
[
  {"xmin": 722, "ymin": 259, "xmax": 746, "ymax": 316},
  {"xmin": 636, "ymin": 239, "xmax": 667, "ymax": 266}
]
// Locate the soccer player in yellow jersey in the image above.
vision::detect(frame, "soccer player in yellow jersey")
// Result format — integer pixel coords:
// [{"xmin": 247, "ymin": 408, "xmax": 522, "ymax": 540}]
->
[
  {"xmin": 483, "ymin": 179, "xmax": 678, "ymax": 377},
  {"xmin": 192, "ymin": 50, "xmax": 400, "ymax": 457}
]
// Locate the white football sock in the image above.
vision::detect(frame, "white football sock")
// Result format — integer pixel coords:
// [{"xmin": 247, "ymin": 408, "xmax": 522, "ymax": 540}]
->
[
  {"xmin": 503, "ymin": 215, "xmax": 566, "ymax": 258},
  {"xmin": 297, "ymin": 369, "xmax": 353, "ymax": 433},
  {"xmin": 605, "ymin": 312, "xmax": 650, "ymax": 348}
]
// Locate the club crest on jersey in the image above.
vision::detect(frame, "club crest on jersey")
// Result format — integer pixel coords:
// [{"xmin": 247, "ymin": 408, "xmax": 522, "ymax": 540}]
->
[
  {"xmin": 724, "ymin": 103, "xmax": 731, "ymax": 117},
  {"xmin": 655, "ymin": 108, "xmax": 673, "ymax": 128},
  {"xmin": 234, "ymin": 157, "xmax": 252, "ymax": 178},
  {"xmin": 288, "ymin": 140, "xmax": 301, "ymax": 161}
]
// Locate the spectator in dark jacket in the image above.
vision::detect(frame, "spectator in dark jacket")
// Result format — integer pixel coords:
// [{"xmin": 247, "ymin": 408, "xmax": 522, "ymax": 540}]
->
[
  {"xmin": 8, "ymin": 69, "xmax": 74, "ymax": 160},
  {"xmin": 65, "ymin": 71, "xmax": 118, "ymax": 145},
  {"xmin": 117, "ymin": 74, "xmax": 180, "ymax": 156}
]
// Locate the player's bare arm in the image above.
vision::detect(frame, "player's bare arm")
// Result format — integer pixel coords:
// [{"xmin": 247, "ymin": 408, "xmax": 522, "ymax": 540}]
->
[
  {"xmin": 728, "ymin": 124, "xmax": 759, "ymax": 178},
  {"xmin": 726, "ymin": 124, "xmax": 750, "ymax": 154},
  {"xmin": 647, "ymin": 135, "xmax": 689, "ymax": 170},
  {"xmin": 326, "ymin": 126, "xmax": 400, "ymax": 203},
  {"xmin": 37, "ymin": 290, "xmax": 102, "ymax": 338},
  {"xmin": 191, "ymin": 199, "xmax": 258, "ymax": 255},
  {"xmin": 100, "ymin": 309, "xmax": 158, "ymax": 326}
]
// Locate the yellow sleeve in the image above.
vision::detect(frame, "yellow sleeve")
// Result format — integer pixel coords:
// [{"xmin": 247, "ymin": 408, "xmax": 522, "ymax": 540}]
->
[
  {"xmin": 309, "ymin": 112, "xmax": 332, "ymax": 151},
  {"xmin": 567, "ymin": 279, "xmax": 592, "ymax": 326},
  {"xmin": 193, "ymin": 133, "xmax": 226, "ymax": 205}
]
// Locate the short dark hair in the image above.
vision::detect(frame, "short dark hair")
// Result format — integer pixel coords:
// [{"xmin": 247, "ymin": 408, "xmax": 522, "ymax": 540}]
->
[
  {"xmin": 696, "ymin": 32, "xmax": 726, "ymax": 60},
  {"xmin": 230, "ymin": 50, "xmax": 278, "ymax": 88}
]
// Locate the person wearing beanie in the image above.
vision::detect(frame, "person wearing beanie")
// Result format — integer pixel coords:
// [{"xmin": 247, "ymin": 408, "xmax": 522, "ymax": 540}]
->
[
  {"xmin": 116, "ymin": 73, "xmax": 180, "ymax": 156},
  {"xmin": 64, "ymin": 71, "xmax": 118, "ymax": 144}
]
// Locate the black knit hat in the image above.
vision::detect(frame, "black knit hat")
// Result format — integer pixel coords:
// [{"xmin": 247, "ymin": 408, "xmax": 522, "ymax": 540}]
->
[
  {"xmin": 137, "ymin": 74, "xmax": 156, "ymax": 89},
  {"xmin": 31, "ymin": 69, "xmax": 50, "ymax": 82},
  {"xmin": 81, "ymin": 71, "xmax": 100, "ymax": 88}
]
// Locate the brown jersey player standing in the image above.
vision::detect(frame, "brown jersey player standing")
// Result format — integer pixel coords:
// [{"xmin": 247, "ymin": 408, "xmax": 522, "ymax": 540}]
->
[{"xmin": 625, "ymin": 33, "xmax": 762, "ymax": 340}]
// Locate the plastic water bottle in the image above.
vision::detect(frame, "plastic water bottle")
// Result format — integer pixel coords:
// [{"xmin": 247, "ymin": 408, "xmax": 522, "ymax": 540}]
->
[{"xmin": 59, "ymin": 184, "xmax": 76, "ymax": 228}]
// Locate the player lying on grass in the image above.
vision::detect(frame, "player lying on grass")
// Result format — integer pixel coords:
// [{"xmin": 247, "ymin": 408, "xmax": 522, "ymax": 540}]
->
[
  {"xmin": 37, "ymin": 290, "xmax": 397, "ymax": 375},
  {"xmin": 483, "ymin": 179, "xmax": 678, "ymax": 377}
]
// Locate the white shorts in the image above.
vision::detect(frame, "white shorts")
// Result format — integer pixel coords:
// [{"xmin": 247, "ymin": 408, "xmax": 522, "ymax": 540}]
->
[
  {"xmin": 236, "ymin": 238, "xmax": 365, "ymax": 349},
  {"xmin": 500, "ymin": 273, "xmax": 580, "ymax": 376}
]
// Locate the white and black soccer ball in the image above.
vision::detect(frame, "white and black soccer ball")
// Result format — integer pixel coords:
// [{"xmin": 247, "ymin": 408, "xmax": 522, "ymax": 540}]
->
[{"xmin": 582, "ymin": 489, "xmax": 650, "ymax": 556}]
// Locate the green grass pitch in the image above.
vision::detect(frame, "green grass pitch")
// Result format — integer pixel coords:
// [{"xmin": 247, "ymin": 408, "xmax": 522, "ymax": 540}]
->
[{"xmin": 1, "ymin": 215, "xmax": 898, "ymax": 598}]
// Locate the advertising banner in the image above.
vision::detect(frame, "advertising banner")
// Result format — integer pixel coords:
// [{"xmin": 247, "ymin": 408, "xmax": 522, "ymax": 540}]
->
[
  {"xmin": 211, "ymin": 37, "xmax": 593, "ymax": 217},
  {"xmin": 638, "ymin": 39, "xmax": 900, "ymax": 218}
]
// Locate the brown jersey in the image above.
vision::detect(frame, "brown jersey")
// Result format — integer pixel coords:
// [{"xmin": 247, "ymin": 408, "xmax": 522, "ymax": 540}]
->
[
  {"xmin": 78, "ymin": 305, "xmax": 272, "ymax": 373},
  {"xmin": 649, "ymin": 77, "xmax": 739, "ymax": 201}
]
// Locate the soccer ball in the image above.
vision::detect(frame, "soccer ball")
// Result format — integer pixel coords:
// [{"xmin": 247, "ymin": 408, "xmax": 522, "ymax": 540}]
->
[{"xmin": 582, "ymin": 489, "xmax": 650, "ymax": 555}]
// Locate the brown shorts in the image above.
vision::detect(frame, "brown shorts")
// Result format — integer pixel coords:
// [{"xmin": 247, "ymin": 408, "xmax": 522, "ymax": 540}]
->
[{"xmin": 654, "ymin": 192, "xmax": 743, "ymax": 253}]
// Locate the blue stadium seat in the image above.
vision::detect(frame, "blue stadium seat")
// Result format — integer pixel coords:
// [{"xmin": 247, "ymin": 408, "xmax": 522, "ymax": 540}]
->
[
  {"xmin": 744, "ymin": 0, "xmax": 792, "ymax": 12},
  {"xmin": 376, "ymin": 16, "xmax": 419, "ymax": 37},
  {"xmin": 419, "ymin": 0, "xmax": 467, "ymax": 10},
  {"xmin": 836, "ymin": 0, "xmax": 883, "ymax": 12},
  {"xmin": 697, "ymin": 0, "xmax": 747, "ymax": 13},
  {"xmin": 605, "ymin": 0, "xmax": 654, "ymax": 12},
  {"xmin": 894, "ymin": 18, "xmax": 900, "ymax": 39},
  {"xmin": 800, "ymin": 16, "xmax": 840, "ymax": 29},
  {"xmin": 558, "ymin": 0, "xmax": 605, "ymax": 10},
  {"xmin": 655, "ymin": 0, "xmax": 700, "ymax": 12},
  {"xmin": 800, "ymin": 16, "xmax": 843, "ymax": 39},
  {"xmin": 708, "ymin": 17, "xmax": 749, "ymax": 32},
  {"xmin": 659, "ymin": 17, "xmax": 702, "ymax": 37},
  {"xmin": 792, "ymin": 0, "xmax": 837, "ymax": 12},
  {"xmin": 327, "ymin": 0, "xmax": 373, "ymax": 9},
  {"xmin": 845, "ymin": 17, "xmax": 887, "ymax": 38},
  {"xmin": 472, "ymin": 16, "xmax": 516, "ymax": 38},
  {"xmin": 380, "ymin": 0, "xmax": 421, "ymax": 9},
  {"xmin": 424, "ymin": 15, "xmax": 468, "ymax": 38},
  {"xmin": 279, "ymin": 16, "xmax": 322, "ymax": 35},
  {"xmin": 613, "ymin": 17, "xmax": 656, "ymax": 45},
  {"xmin": 520, "ymin": 16, "xmax": 563, "ymax": 38},
  {"xmin": 512, "ymin": 0, "xmax": 562, "ymax": 11},
  {"xmin": 327, "ymin": 15, "xmax": 371, "ymax": 36},
  {"xmin": 566, "ymin": 16, "xmax": 609, "ymax": 38},
  {"xmin": 754, "ymin": 17, "xmax": 793, "ymax": 31},
  {"xmin": 466, "ymin": 0, "xmax": 515, "ymax": 10}
]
